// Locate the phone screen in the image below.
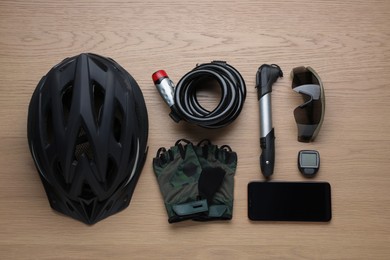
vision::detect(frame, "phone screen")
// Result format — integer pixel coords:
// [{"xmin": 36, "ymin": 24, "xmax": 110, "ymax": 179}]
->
[{"xmin": 248, "ymin": 182, "xmax": 331, "ymax": 222}]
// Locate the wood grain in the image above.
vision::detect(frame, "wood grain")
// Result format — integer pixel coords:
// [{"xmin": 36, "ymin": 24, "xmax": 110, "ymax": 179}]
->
[{"xmin": 1, "ymin": 0, "xmax": 390, "ymax": 259}]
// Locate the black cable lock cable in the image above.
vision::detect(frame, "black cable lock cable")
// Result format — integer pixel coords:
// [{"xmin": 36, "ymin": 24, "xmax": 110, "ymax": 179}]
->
[{"xmin": 152, "ymin": 61, "xmax": 246, "ymax": 129}]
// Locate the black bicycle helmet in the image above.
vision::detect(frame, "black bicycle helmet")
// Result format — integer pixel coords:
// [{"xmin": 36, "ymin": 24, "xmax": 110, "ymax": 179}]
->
[{"xmin": 27, "ymin": 53, "xmax": 148, "ymax": 224}]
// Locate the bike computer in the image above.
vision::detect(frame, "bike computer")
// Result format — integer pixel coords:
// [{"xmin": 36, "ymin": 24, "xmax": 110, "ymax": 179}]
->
[{"xmin": 298, "ymin": 150, "xmax": 320, "ymax": 177}]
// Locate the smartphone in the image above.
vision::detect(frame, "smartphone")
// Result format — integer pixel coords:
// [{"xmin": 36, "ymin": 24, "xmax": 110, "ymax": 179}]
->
[{"xmin": 248, "ymin": 181, "xmax": 331, "ymax": 222}]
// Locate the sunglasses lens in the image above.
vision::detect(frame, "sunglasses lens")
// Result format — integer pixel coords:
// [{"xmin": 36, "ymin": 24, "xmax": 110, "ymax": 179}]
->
[
  {"xmin": 292, "ymin": 67, "xmax": 324, "ymax": 142},
  {"xmin": 294, "ymin": 99, "xmax": 323, "ymax": 142},
  {"xmin": 292, "ymin": 67, "xmax": 320, "ymax": 89}
]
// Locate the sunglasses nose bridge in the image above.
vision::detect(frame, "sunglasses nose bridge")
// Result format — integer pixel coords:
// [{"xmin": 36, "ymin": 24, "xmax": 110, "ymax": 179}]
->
[
  {"xmin": 297, "ymin": 91, "xmax": 313, "ymax": 108},
  {"xmin": 293, "ymin": 84, "xmax": 321, "ymax": 99},
  {"xmin": 294, "ymin": 84, "xmax": 321, "ymax": 106}
]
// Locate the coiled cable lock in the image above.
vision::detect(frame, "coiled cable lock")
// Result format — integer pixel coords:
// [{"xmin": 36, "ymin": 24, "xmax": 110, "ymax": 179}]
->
[{"xmin": 152, "ymin": 61, "xmax": 246, "ymax": 129}]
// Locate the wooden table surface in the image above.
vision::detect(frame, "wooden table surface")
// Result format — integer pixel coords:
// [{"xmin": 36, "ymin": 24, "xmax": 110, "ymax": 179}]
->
[{"xmin": 1, "ymin": 0, "xmax": 389, "ymax": 259}]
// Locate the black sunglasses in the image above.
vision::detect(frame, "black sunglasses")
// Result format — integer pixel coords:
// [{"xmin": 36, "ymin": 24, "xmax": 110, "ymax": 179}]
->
[{"xmin": 291, "ymin": 66, "xmax": 325, "ymax": 142}]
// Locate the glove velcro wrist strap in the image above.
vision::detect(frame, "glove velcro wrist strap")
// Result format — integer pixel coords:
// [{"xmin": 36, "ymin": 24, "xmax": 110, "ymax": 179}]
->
[
  {"xmin": 193, "ymin": 204, "xmax": 232, "ymax": 221},
  {"xmin": 173, "ymin": 199, "xmax": 208, "ymax": 215},
  {"xmin": 168, "ymin": 199, "xmax": 208, "ymax": 223}
]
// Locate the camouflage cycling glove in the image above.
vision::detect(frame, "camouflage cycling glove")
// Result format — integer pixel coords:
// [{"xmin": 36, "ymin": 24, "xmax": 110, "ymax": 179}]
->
[
  {"xmin": 153, "ymin": 139, "xmax": 225, "ymax": 223},
  {"xmin": 194, "ymin": 140, "xmax": 237, "ymax": 220}
]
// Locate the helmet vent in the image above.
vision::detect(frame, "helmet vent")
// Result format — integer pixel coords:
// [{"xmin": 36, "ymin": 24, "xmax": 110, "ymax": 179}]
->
[
  {"xmin": 74, "ymin": 127, "xmax": 94, "ymax": 161},
  {"xmin": 53, "ymin": 160, "xmax": 70, "ymax": 190},
  {"xmin": 61, "ymin": 82, "xmax": 74, "ymax": 125},
  {"xmin": 106, "ymin": 156, "xmax": 118, "ymax": 189},
  {"xmin": 92, "ymin": 81, "xmax": 105, "ymax": 126},
  {"xmin": 113, "ymin": 102, "xmax": 124, "ymax": 143},
  {"xmin": 80, "ymin": 182, "xmax": 96, "ymax": 220},
  {"xmin": 92, "ymin": 57, "xmax": 108, "ymax": 72},
  {"xmin": 80, "ymin": 182, "xmax": 96, "ymax": 201}
]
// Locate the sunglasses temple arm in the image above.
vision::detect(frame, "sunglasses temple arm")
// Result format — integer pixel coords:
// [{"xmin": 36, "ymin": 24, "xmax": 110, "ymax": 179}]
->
[{"xmin": 256, "ymin": 64, "xmax": 283, "ymax": 178}]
